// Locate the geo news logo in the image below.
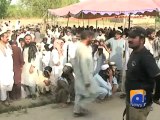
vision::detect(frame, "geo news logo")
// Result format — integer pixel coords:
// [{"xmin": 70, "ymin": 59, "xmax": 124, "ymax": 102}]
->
[{"xmin": 130, "ymin": 89, "xmax": 147, "ymax": 108}]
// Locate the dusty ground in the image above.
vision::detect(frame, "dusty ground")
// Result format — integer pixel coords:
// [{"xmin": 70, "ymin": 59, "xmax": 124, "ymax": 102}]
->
[
  {"xmin": 0, "ymin": 94, "xmax": 159, "ymax": 120},
  {"xmin": 2, "ymin": 17, "xmax": 157, "ymax": 29}
]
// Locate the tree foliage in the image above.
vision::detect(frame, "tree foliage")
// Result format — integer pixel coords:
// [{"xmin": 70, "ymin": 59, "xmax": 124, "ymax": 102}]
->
[
  {"xmin": 20, "ymin": 0, "xmax": 79, "ymax": 17},
  {"xmin": 0, "ymin": 0, "xmax": 11, "ymax": 18},
  {"xmin": 7, "ymin": 5, "xmax": 33, "ymax": 18}
]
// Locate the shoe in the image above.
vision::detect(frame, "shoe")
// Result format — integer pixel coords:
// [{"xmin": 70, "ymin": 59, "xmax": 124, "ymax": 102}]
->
[
  {"xmin": 74, "ymin": 112, "xmax": 86, "ymax": 117},
  {"xmin": 120, "ymin": 93, "xmax": 126, "ymax": 99},
  {"xmin": 59, "ymin": 103, "xmax": 68, "ymax": 108},
  {"xmin": 32, "ymin": 95, "xmax": 37, "ymax": 100}
]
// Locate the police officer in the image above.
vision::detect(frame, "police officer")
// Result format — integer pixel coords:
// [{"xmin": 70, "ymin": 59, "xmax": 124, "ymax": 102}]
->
[{"xmin": 125, "ymin": 26, "xmax": 160, "ymax": 120}]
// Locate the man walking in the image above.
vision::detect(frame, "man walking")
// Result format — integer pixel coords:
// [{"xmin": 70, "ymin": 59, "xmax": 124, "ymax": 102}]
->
[{"xmin": 73, "ymin": 30, "xmax": 100, "ymax": 117}]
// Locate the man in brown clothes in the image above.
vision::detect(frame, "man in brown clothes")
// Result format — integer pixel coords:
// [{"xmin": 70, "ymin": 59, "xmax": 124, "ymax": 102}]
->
[{"xmin": 9, "ymin": 40, "xmax": 24, "ymax": 100}]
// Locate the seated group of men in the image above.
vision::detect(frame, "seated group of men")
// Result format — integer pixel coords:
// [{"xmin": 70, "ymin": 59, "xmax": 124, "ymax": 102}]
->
[{"xmin": 37, "ymin": 61, "xmax": 118, "ymax": 107}]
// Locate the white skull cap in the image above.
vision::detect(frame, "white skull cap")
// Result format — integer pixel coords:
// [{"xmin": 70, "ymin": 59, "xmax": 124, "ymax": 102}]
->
[
  {"xmin": 109, "ymin": 62, "xmax": 116, "ymax": 66},
  {"xmin": 65, "ymin": 63, "xmax": 72, "ymax": 67},
  {"xmin": 101, "ymin": 64, "xmax": 109, "ymax": 70},
  {"xmin": 49, "ymin": 44, "xmax": 53, "ymax": 49}
]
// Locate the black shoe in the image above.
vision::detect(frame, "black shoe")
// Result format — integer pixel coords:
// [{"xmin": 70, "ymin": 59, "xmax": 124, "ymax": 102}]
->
[
  {"xmin": 74, "ymin": 112, "xmax": 86, "ymax": 117},
  {"xmin": 120, "ymin": 93, "xmax": 126, "ymax": 99},
  {"xmin": 32, "ymin": 95, "xmax": 37, "ymax": 100}
]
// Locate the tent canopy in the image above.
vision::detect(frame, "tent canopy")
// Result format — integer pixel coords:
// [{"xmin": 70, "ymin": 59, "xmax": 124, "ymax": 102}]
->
[{"xmin": 48, "ymin": 0, "xmax": 160, "ymax": 19}]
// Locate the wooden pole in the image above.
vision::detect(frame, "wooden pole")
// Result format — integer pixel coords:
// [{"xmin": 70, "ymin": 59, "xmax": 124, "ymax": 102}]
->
[
  {"xmin": 96, "ymin": 20, "xmax": 98, "ymax": 31},
  {"xmin": 88, "ymin": 19, "xmax": 89, "ymax": 26},
  {"xmin": 155, "ymin": 9, "xmax": 160, "ymax": 31},
  {"xmin": 102, "ymin": 18, "xmax": 104, "ymax": 28},
  {"xmin": 128, "ymin": 14, "xmax": 131, "ymax": 29},
  {"xmin": 54, "ymin": 16, "xmax": 56, "ymax": 26},
  {"xmin": 47, "ymin": 11, "xmax": 49, "ymax": 23},
  {"xmin": 82, "ymin": 12, "xmax": 85, "ymax": 28},
  {"xmin": 78, "ymin": 19, "xmax": 79, "ymax": 26},
  {"xmin": 67, "ymin": 16, "xmax": 70, "ymax": 28}
]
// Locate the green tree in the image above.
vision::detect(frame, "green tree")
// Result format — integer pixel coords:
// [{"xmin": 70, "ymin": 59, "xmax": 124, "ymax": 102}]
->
[
  {"xmin": 0, "ymin": 0, "xmax": 11, "ymax": 18},
  {"xmin": 7, "ymin": 4, "xmax": 33, "ymax": 18},
  {"xmin": 20, "ymin": 0, "xmax": 79, "ymax": 17}
]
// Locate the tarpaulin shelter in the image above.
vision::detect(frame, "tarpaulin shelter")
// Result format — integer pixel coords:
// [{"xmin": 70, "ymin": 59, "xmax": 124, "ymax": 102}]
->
[{"xmin": 48, "ymin": 0, "xmax": 160, "ymax": 28}]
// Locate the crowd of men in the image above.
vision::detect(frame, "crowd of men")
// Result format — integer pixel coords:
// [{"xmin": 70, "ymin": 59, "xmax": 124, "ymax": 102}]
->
[{"xmin": 0, "ymin": 20, "xmax": 160, "ymax": 119}]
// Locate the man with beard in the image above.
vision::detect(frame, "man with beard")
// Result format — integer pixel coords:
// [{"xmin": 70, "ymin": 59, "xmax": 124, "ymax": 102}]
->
[
  {"xmin": 107, "ymin": 30, "xmax": 126, "ymax": 98},
  {"xmin": 154, "ymin": 30, "xmax": 160, "ymax": 68},
  {"xmin": 93, "ymin": 64, "xmax": 118, "ymax": 100},
  {"xmin": 124, "ymin": 26, "xmax": 160, "ymax": 120},
  {"xmin": 144, "ymin": 28, "xmax": 156, "ymax": 55},
  {"xmin": 73, "ymin": 30, "xmax": 100, "ymax": 117},
  {"xmin": 21, "ymin": 34, "xmax": 38, "ymax": 99},
  {"xmin": 93, "ymin": 46, "xmax": 106, "ymax": 75},
  {"xmin": 54, "ymin": 63, "xmax": 75, "ymax": 107},
  {"xmin": 96, "ymin": 30, "xmax": 106, "ymax": 41},
  {"xmin": 0, "ymin": 31, "xmax": 14, "ymax": 106}
]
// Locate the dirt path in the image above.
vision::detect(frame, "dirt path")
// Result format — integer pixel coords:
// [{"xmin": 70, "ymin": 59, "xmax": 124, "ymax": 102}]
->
[{"xmin": 0, "ymin": 95, "xmax": 159, "ymax": 120}]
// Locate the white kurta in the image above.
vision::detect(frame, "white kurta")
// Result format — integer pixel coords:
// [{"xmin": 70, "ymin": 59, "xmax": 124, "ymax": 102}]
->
[
  {"xmin": 0, "ymin": 44, "xmax": 14, "ymax": 101},
  {"xmin": 108, "ymin": 37, "xmax": 126, "ymax": 70},
  {"xmin": 68, "ymin": 41, "xmax": 79, "ymax": 59},
  {"xmin": 50, "ymin": 49, "xmax": 63, "ymax": 85},
  {"xmin": 73, "ymin": 42, "xmax": 100, "ymax": 97},
  {"xmin": 73, "ymin": 42, "xmax": 100, "ymax": 113},
  {"xmin": 42, "ymin": 51, "xmax": 51, "ymax": 68},
  {"xmin": 63, "ymin": 41, "xmax": 79, "ymax": 64},
  {"xmin": 21, "ymin": 47, "xmax": 38, "ymax": 87},
  {"xmin": 144, "ymin": 38, "xmax": 154, "ymax": 55}
]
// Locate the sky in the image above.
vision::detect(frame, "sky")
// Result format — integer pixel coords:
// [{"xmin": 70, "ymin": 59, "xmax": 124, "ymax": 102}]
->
[{"xmin": 11, "ymin": 0, "xmax": 18, "ymax": 5}]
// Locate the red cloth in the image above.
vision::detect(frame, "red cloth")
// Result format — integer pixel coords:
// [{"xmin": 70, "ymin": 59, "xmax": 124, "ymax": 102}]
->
[{"xmin": 48, "ymin": 0, "xmax": 160, "ymax": 18}]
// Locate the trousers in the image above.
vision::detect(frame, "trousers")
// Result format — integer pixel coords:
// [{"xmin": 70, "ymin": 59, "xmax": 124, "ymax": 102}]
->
[{"xmin": 126, "ymin": 103, "xmax": 151, "ymax": 120}]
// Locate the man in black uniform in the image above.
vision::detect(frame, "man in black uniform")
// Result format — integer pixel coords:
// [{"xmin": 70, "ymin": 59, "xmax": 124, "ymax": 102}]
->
[{"xmin": 125, "ymin": 26, "xmax": 160, "ymax": 120}]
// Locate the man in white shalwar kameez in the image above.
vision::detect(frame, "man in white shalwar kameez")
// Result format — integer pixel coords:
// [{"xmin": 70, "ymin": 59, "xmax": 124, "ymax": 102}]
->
[
  {"xmin": 21, "ymin": 34, "xmax": 38, "ymax": 99},
  {"xmin": 0, "ymin": 31, "xmax": 14, "ymax": 105},
  {"xmin": 73, "ymin": 30, "xmax": 100, "ymax": 117},
  {"xmin": 50, "ymin": 40, "xmax": 64, "ymax": 86}
]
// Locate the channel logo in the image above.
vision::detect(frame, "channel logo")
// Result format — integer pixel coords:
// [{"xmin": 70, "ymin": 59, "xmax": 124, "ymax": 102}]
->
[{"xmin": 130, "ymin": 89, "xmax": 146, "ymax": 108}]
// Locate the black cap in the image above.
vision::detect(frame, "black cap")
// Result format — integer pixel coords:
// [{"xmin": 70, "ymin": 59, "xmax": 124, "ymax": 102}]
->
[
  {"xmin": 9, "ymin": 40, "xmax": 17, "ymax": 45},
  {"xmin": 146, "ymin": 28, "xmax": 155, "ymax": 36},
  {"xmin": 43, "ymin": 66, "xmax": 52, "ymax": 78},
  {"xmin": 19, "ymin": 38, "xmax": 24, "ymax": 43},
  {"xmin": 128, "ymin": 26, "xmax": 146, "ymax": 38},
  {"xmin": 156, "ymin": 30, "xmax": 160, "ymax": 37}
]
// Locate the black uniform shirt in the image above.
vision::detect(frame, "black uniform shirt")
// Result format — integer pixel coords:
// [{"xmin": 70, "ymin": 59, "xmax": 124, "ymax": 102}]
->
[{"xmin": 125, "ymin": 47, "xmax": 160, "ymax": 105}]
